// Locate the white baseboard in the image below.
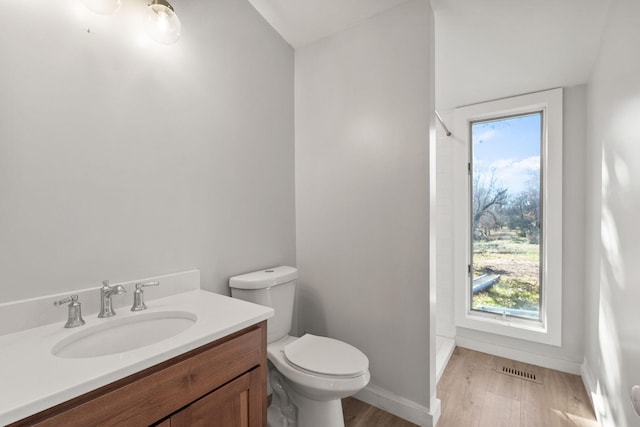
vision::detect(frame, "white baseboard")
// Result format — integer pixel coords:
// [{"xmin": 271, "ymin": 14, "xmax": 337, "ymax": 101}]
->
[
  {"xmin": 455, "ymin": 335, "xmax": 581, "ymax": 375},
  {"xmin": 436, "ymin": 336, "xmax": 456, "ymax": 383},
  {"xmin": 354, "ymin": 384, "xmax": 440, "ymax": 427},
  {"xmin": 580, "ymin": 359, "xmax": 604, "ymax": 426}
]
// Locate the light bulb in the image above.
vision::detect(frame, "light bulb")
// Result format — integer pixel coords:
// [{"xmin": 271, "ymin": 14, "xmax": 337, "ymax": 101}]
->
[
  {"xmin": 145, "ymin": 0, "xmax": 181, "ymax": 44},
  {"xmin": 81, "ymin": 0, "xmax": 121, "ymax": 14}
]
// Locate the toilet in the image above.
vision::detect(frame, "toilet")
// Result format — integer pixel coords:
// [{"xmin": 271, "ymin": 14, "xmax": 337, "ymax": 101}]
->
[{"xmin": 229, "ymin": 266, "xmax": 370, "ymax": 427}]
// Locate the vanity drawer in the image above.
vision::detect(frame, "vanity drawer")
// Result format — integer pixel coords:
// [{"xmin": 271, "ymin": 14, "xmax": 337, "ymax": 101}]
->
[{"xmin": 12, "ymin": 322, "xmax": 266, "ymax": 427}]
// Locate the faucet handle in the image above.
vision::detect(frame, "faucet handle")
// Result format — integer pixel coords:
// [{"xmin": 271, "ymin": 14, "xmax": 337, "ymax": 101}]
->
[
  {"xmin": 54, "ymin": 295, "xmax": 86, "ymax": 328},
  {"xmin": 131, "ymin": 281, "xmax": 160, "ymax": 311},
  {"xmin": 102, "ymin": 280, "xmax": 110, "ymax": 287},
  {"xmin": 135, "ymin": 281, "xmax": 159, "ymax": 290},
  {"xmin": 54, "ymin": 295, "xmax": 75, "ymax": 306}
]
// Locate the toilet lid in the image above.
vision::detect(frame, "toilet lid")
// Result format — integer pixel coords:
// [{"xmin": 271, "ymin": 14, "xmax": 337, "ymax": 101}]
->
[{"xmin": 283, "ymin": 334, "xmax": 369, "ymax": 377}]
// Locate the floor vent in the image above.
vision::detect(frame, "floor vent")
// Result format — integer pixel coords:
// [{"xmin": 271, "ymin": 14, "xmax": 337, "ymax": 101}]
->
[{"xmin": 497, "ymin": 366, "xmax": 541, "ymax": 383}]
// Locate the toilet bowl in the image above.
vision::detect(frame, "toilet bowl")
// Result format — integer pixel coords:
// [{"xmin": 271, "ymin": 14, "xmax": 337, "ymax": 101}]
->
[
  {"xmin": 266, "ymin": 335, "xmax": 370, "ymax": 427},
  {"xmin": 229, "ymin": 266, "xmax": 371, "ymax": 427}
]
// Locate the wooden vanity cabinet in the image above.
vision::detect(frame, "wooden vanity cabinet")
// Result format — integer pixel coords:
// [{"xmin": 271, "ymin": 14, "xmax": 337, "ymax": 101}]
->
[
  {"xmin": 167, "ymin": 368, "xmax": 261, "ymax": 427},
  {"xmin": 10, "ymin": 321, "xmax": 267, "ymax": 427}
]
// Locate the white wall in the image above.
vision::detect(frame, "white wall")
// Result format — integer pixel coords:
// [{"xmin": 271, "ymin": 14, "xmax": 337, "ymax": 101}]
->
[
  {"xmin": 583, "ymin": 0, "xmax": 640, "ymax": 424},
  {"xmin": 437, "ymin": 86, "xmax": 587, "ymax": 371},
  {"xmin": 435, "ymin": 109, "xmax": 455, "ymax": 339},
  {"xmin": 0, "ymin": 0, "xmax": 296, "ymax": 303},
  {"xmin": 295, "ymin": 0, "xmax": 436, "ymax": 422}
]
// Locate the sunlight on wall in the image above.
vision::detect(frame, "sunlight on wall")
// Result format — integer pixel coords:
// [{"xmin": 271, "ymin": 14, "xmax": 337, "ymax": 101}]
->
[
  {"xmin": 613, "ymin": 154, "xmax": 630, "ymax": 189},
  {"xmin": 596, "ymin": 144, "xmax": 623, "ymax": 426},
  {"xmin": 591, "ymin": 380, "xmax": 605, "ymax": 424},
  {"xmin": 594, "ymin": 92, "xmax": 640, "ymax": 426},
  {"xmin": 600, "ymin": 205, "xmax": 624, "ymax": 288},
  {"xmin": 586, "ymin": 1, "xmax": 640, "ymax": 425},
  {"xmin": 612, "ymin": 97, "xmax": 640, "ymax": 152},
  {"xmin": 597, "ymin": 282, "xmax": 622, "ymax": 424}
]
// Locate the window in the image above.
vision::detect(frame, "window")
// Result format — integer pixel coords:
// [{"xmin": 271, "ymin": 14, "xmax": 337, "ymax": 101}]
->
[
  {"xmin": 453, "ymin": 89, "xmax": 563, "ymax": 346},
  {"xmin": 471, "ymin": 112, "xmax": 542, "ymax": 320}
]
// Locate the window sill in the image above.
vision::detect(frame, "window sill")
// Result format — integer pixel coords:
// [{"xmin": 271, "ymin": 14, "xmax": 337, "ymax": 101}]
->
[{"xmin": 456, "ymin": 308, "xmax": 560, "ymax": 346}]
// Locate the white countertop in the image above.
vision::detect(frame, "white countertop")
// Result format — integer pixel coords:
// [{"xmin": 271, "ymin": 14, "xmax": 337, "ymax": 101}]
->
[{"xmin": 0, "ymin": 289, "xmax": 273, "ymax": 425}]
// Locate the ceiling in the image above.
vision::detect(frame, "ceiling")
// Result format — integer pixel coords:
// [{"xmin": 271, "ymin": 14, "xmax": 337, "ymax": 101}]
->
[
  {"xmin": 432, "ymin": 0, "xmax": 612, "ymax": 109},
  {"xmin": 247, "ymin": 0, "xmax": 411, "ymax": 48},
  {"xmin": 248, "ymin": 0, "xmax": 612, "ymax": 110}
]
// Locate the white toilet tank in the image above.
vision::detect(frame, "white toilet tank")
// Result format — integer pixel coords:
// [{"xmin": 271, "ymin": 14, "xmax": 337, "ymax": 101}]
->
[{"xmin": 229, "ymin": 266, "xmax": 298, "ymax": 343}]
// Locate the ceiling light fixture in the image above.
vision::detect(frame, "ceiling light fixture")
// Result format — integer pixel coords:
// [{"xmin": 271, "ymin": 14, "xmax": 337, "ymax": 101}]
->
[
  {"xmin": 145, "ymin": 0, "xmax": 181, "ymax": 44},
  {"xmin": 81, "ymin": 0, "xmax": 121, "ymax": 14}
]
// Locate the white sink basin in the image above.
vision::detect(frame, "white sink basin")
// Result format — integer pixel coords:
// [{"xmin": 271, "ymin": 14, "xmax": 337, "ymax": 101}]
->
[{"xmin": 52, "ymin": 310, "xmax": 197, "ymax": 359}]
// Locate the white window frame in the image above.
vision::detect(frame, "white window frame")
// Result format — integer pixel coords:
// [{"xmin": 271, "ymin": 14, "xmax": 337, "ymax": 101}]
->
[{"xmin": 453, "ymin": 88, "xmax": 563, "ymax": 346}]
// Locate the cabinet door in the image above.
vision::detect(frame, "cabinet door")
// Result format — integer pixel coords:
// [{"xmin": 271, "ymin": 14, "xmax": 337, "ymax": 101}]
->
[{"xmin": 171, "ymin": 368, "xmax": 263, "ymax": 427}]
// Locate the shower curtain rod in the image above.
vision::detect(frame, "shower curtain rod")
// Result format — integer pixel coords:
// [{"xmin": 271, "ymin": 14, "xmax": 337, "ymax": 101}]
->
[{"xmin": 435, "ymin": 110, "xmax": 452, "ymax": 136}]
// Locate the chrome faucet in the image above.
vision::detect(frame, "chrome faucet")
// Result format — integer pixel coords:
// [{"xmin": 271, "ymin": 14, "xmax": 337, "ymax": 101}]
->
[
  {"xmin": 131, "ymin": 281, "xmax": 160, "ymax": 311},
  {"xmin": 98, "ymin": 280, "xmax": 126, "ymax": 318},
  {"xmin": 54, "ymin": 295, "xmax": 86, "ymax": 328}
]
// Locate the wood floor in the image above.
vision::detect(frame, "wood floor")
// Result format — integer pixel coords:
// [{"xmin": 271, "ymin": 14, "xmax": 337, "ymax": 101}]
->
[
  {"xmin": 343, "ymin": 347, "xmax": 600, "ymax": 427},
  {"xmin": 438, "ymin": 347, "xmax": 598, "ymax": 427},
  {"xmin": 342, "ymin": 396, "xmax": 418, "ymax": 426}
]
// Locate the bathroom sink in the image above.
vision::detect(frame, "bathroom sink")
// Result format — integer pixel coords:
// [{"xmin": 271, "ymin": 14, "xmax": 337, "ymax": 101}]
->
[{"xmin": 52, "ymin": 310, "xmax": 197, "ymax": 359}]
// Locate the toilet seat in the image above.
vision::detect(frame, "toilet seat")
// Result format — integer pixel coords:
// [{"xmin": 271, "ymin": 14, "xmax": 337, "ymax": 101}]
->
[
  {"xmin": 267, "ymin": 334, "xmax": 371, "ymax": 402},
  {"xmin": 283, "ymin": 334, "xmax": 369, "ymax": 378}
]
